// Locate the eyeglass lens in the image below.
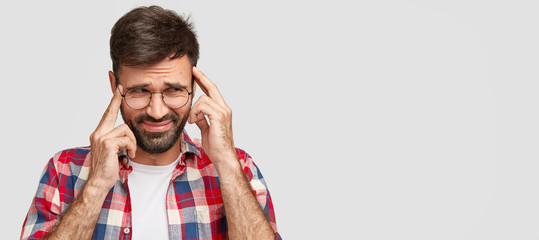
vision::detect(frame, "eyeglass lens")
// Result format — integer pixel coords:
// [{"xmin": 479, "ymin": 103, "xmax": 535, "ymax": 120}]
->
[{"xmin": 124, "ymin": 88, "xmax": 190, "ymax": 109}]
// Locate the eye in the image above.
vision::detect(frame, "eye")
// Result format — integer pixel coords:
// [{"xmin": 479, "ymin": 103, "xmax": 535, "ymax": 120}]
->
[
  {"xmin": 168, "ymin": 88, "xmax": 182, "ymax": 92},
  {"xmin": 164, "ymin": 87, "xmax": 188, "ymax": 97},
  {"xmin": 127, "ymin": 88, "xmax": 150, "ymax": 98},
  {"xmin": 132, "ymin": 88, "xmax": 149, "ymax": 93}
]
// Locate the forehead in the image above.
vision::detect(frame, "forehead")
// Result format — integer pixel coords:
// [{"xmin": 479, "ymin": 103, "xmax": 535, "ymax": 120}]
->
[{"xmin": 118, "ymin": 55, "xmax": 192, "ymax": 87}]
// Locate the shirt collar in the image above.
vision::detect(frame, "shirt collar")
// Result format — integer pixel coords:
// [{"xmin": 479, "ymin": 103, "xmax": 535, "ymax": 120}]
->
[{"xmin": 181, "ymin": 130, "xmax": 201, "ymax": 158}]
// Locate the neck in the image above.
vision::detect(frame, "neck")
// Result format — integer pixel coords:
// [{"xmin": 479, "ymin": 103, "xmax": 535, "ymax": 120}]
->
[{"xmin": 130, "ymin": 140, "xmax": 182, "ymax": 166}]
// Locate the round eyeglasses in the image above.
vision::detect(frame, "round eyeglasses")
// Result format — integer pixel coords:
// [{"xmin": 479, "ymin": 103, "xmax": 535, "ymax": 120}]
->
[{"xmin": 120, "ymin": 87, "xmax": 193, "ymax": 110}]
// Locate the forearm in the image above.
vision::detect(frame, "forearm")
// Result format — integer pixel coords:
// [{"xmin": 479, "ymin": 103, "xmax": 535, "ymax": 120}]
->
[
  {"xmin": 215, "ymin": 156, "xmax": 274, "ymax": 240},
  {"xmin": 44, "ymin": 181, "xmax": 108, "ymax": 240}
]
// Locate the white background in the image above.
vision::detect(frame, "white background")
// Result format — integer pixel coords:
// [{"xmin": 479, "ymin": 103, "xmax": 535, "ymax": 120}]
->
[{"xmin": 1, "ymin": 1, "xmax": 539, "ymax": 239}]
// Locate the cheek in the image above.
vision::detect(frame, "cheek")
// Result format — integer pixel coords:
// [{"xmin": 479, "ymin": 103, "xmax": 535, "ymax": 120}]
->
[
  {"xmin": 173, "ymin": 108, "xmax": 186, "ymax": 117},
  {"xmin": 120, "ymin": 104, "xmax": 137, "ymax": 123},
  {"xmin": 180, "ymin": 104, "xmax": 193, "ymax": 115},
  {"xmin": 172, "ymin": 107, "xmax": 190, "ymax": 121}
]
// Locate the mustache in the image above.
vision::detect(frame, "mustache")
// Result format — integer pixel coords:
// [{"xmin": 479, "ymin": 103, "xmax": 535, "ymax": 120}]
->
[{"xmin": 135, "ymin": 113, "xmax": 178, "ymax": 124}]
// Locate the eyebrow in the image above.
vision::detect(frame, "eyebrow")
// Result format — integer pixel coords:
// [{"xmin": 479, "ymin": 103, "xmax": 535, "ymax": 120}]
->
[
  {"xmin": 126, "ymin": 82, "xmax": 189, "ymax": 90},
  {"xmin": 165, "ymin": 82, "xmax": 189, "ymax": 89}
]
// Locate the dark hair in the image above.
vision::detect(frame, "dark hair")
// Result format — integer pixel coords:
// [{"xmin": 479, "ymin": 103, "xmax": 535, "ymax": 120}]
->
[{"xmin": 110, "ymin": 5, "xmax": 199, "ymax": 85}]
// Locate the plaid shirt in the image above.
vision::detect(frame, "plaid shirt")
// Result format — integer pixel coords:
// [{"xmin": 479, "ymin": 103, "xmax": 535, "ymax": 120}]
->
[{"xmin": 21, "ymin": 131, "xmax": 281, "ymax": 240}]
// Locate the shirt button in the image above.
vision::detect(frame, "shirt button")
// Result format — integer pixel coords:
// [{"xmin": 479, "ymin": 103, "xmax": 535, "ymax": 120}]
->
[{"xmin": 123, "ymin": 228, "xmax": 130, "ymax": 234}]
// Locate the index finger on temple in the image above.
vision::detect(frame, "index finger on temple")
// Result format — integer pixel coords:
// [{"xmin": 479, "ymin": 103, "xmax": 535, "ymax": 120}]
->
[
  {"xmin": 192, "ymin": 67, "xmax": 226, "ymax": 105},
  {"xmin": 97, "ymin": 85, "xmax": 124, "ymax": 131}
]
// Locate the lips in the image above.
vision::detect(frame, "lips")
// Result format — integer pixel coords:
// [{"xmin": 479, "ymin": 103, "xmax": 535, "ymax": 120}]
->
[{"xmin": 141, "ymin": 120, "xmax": 173, "ymax": 132}]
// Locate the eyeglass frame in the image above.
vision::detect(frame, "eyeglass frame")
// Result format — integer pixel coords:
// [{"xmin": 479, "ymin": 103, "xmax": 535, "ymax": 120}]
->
[{"xmin": 114, "ymin": 73, "xmax": 195, "ymax": 110}]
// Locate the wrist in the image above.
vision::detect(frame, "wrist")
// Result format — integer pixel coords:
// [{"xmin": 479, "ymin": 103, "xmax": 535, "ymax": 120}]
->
[
  {"xmin": 212, "ymin": 153, "xmax": 245, "ymax": 182},
  {"xmin": 84, "ymin": 178, "xmax": 113, "ymax": 200},
  {"xmin": 211, "ymin": 150, "xmax": 239, "ymax": 166},
  {"xmin": 211, "ymin": 148, "xmax": 238, "ymax": 163}
]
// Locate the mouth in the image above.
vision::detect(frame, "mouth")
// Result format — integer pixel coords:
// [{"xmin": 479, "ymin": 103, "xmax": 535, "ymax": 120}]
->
[{"xmin": 141, "ymin": 120, "xmax": 173, "ymax": 132}]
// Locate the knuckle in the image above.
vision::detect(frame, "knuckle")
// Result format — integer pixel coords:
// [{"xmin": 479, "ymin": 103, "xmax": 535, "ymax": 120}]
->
[
  {"xmin": 89, "ymin": 133, "xmax": 95, "ymax": 142},
  {"xmin": 191, "ymin": 101, "xmax": 200, "ymax": 108},
  {"xmin": 102, "ymin": 138, "xmax": 113, "ymax": 147},
  {"xmin": 90, "ymin": 130, "xmax": 102, "ymax": 141},
  {"xmin": 119, "ymin": 123, "xmax": 129, "ymax": 131},
  {"xmin": 94, "ymin": 135, "xmax": 104, "ymax": 144}
]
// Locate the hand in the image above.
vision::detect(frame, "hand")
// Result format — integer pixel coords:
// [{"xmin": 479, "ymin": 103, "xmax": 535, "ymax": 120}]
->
[
  {"xmin": 88, "ymin": 85, "xmax": 137, "ymax": 190},
  {"xmin": 188, "ymin": 67, "xmax": 236, "ymax": 164}
]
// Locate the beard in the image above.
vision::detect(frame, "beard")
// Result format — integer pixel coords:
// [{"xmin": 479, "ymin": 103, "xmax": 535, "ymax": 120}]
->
[{"xmin": 121, "ymin": 108, "xmax": 189, "ymax": 154}]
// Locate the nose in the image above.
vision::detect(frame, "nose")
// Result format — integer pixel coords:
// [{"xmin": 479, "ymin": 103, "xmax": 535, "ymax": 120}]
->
[{"xmin": 145, "ymin": 93, "xmax": 168, "ymax": 120}]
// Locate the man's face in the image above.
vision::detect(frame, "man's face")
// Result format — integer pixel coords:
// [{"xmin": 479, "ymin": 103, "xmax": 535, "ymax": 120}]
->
[{"xmin": 116, "ymin": 56, "xmax": 194, "ymax": 154}]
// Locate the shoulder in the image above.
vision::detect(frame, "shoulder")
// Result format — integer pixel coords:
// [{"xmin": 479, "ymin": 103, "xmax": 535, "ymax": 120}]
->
[{"xmin": 48, "ymin": 146, "xmax": 92, "ymax": 170}]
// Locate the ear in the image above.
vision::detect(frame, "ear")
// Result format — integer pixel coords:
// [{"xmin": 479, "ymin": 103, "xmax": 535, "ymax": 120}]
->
[{"xmin": 108, "ymin": 71, "xmax": 117, "ymax": 93}]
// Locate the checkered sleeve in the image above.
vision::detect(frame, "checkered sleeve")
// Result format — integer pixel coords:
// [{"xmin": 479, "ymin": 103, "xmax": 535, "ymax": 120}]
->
[
  {"xmin": 20, "ymin": 155, "xmax": 62, "ymax": 240},
  {"xmin": 237, "ymin": 149, "xmax": 282, "ymax": 240}
]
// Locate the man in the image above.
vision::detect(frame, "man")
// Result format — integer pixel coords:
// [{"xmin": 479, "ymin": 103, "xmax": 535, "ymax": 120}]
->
[{"xmin": 21, "ymin": 5, "xmax": 280, "ymax": 240}]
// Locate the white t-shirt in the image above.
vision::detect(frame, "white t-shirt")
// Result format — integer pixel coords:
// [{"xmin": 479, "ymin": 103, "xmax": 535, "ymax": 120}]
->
[{"xmin": 128, "ymin": 158, "xmax": 179, "ymax": 240}]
